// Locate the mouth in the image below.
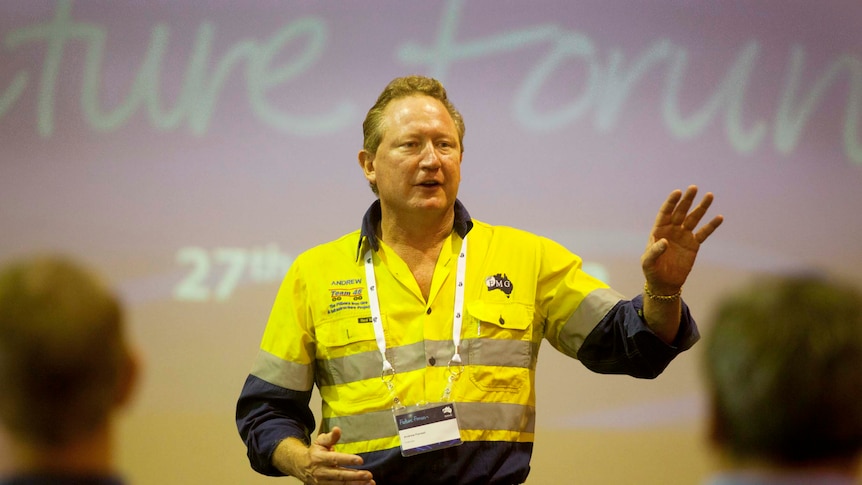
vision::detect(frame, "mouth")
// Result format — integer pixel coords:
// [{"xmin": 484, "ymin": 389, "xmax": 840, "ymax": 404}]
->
[{"xmin": 417, "ymin": 180, "xmax": 442, "ymax": 187}]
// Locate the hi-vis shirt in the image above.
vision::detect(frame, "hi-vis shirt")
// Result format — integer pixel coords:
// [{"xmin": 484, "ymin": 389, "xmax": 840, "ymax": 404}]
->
[{"xmin": 237, "ymin": 200, "xmax": 699, "ymax": 485}]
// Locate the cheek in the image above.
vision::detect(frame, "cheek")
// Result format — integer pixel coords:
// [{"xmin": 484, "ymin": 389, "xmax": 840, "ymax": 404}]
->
[{"xmin": 445, "ymin": 157, "xmax": 461, "ymax": 177}]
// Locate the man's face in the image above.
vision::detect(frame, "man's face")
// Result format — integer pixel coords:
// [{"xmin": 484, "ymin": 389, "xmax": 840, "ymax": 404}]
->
[{"xmin": 360, "ymin": 95, "xmax": 461, "ymax": 216}]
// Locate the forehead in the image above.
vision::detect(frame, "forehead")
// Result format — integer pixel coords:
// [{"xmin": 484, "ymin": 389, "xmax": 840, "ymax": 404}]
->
[{"xmin": 381, "ymin": 95, "xmax": 457, "ymax": 136}]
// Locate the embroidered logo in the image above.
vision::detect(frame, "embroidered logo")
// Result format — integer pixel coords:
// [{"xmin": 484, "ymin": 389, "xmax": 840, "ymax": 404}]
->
[
  {"xmin": 485, "ymin": 273, "xmax": 513, "ymax": 297},
  {"xmin": 326, "ymin": 278, "xmax": 369, "ymax": 315},
  {"xmin": 330, "ymin": 287, "xmax": 363, "ymax": 301}
]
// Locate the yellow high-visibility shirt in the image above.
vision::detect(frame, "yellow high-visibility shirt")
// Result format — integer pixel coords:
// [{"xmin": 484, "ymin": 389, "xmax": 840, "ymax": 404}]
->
[{"xmin": 239, "ymin": 200, "xmax": 698, "ymax": 481}]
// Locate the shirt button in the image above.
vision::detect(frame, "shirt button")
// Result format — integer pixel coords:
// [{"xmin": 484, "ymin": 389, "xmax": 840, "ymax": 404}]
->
[
  {"xmin": 429, "ymin": 356, "xmax": 436, "ymax": 366},
  {"xmin": 426, "ymin": 307, "xmax": 432, "ymax": 315}
]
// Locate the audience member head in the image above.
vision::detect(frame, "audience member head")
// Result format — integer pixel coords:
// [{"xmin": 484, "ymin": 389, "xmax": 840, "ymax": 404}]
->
[
  {"xmin": 0, "ymin": 255, "xmax": 137, "ymax": 472},
  {"xmin": 703, "ymin": 275, "xmax": 862, "ymax": 475}
]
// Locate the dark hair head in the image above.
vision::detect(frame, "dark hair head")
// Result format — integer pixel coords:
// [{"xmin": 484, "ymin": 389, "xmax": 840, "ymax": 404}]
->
[
  {"xmin": 703, "ymin": 275, "xmax": 862, "ymax": 466},
  {"xmin": 0, "ymin": 256, "xmax": 129, "ymax": 446}
]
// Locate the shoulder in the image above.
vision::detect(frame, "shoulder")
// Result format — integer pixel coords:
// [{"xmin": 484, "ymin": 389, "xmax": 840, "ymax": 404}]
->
[
  {"xmin": 469, "ymin": 219, "xmax": 560, "ymax": 249},
  {"xmin": 470, "ymin": 219, "xmax": 539, "ymax": 240},
  {"xmin": 292, "ymin": 230, "xmax": 362, "ymax": 267}
]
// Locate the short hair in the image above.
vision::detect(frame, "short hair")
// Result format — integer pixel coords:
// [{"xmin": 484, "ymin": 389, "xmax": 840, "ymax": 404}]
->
[
  {"xmin": 703, "ymin": 275, "xmax": 862, "ymax": 466},
  {"xmin": 361, "ymin": 77, "xmax": 467, "ymax": 192},
  {"xmin": 0, "ymin": 256, "xmax": 129, "ymax": 446}
]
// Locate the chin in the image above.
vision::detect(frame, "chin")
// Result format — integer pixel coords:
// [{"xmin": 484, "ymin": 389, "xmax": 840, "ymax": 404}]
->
[{"xmin": 411, "ymin": 197, "xmax": 451, "ymax": 211}]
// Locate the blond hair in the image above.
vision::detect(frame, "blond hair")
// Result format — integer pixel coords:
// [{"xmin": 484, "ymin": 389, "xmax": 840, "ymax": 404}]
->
[{"xmin": 362, "ymin": 75, "xmax": 466, "ymax": 156}]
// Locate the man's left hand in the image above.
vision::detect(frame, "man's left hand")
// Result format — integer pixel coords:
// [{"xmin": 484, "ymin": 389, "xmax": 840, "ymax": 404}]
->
[{"xmin": 641, "ymin": 185, "xmax": 723, "ymax": 295}]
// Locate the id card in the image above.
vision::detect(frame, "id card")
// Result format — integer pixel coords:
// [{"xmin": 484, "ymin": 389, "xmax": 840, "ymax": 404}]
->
[{"xmin": 393, "ymin": 403, "xmax": 462, "ymax": 457}]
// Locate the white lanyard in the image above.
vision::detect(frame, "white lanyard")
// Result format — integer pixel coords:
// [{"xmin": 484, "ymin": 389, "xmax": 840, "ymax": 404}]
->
[{"xmin": 363, "ymin": 235, "xmax": 467, "ymax": 406}]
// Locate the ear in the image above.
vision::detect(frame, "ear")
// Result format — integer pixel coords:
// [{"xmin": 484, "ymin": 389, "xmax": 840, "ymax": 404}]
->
[
  {"xmin": 705, "ymin": 396, "xmax": 727, "ymax": 449},
  {"xmin": 115, "ymin": 344, "xmax": 141, "ymax": 410},
  {"xmin": 358, "ymin": 149, "xmax": 376, "ymax": 186}
]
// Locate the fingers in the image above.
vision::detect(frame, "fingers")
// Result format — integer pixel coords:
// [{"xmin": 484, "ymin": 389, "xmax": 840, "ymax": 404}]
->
[
  {"xmin": 681, "ymin": 191, "xmax": 713, "ymax": 230},
  {"xmin": 658, "ymin": 186, "xmax": 721, "ymax": 235},
  {"xmin": 309, "ymin": 451, "xmax": 373, "ymax": 484},
  {"xmin": 315, "ymin": 465, "xmax": 374, "ymax": 485},
  {"xmin": 310, "ymin": 427, "xmax": 374, "ymax": 484},
  {"xmin": 655, "ymin": 189, "xmax": 683, "ymax": 225},
  {"xmin": 670, "ymin": 185, "xmax": 698, "ymax": 226},
  {"xmin": 694, "ymin": 214, "xmax": 724, "ymax": 243}
]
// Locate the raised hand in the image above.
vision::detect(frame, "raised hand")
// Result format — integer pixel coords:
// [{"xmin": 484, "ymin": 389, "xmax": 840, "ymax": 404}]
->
[{"xmin": 641, "ymin": 185, "xmax": 723, "ymax": 296}]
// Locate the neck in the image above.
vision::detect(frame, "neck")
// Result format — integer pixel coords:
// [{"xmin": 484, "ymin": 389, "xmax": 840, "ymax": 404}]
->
[
  {"xmin": 7, "ymin": 425, "xmax": 116, "ymax": 477},
  {"xmin": 376, "ymin": 203, "xmax": 455, "ymax": 301},
  {"xmin": 378, "ymin": 204, "xmax": 455, "ymax": 252}
]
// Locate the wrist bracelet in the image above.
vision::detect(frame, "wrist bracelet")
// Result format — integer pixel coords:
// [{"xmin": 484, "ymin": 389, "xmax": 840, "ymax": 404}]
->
[{"xmin": 643, "ymin": 282, "xmax": 682, "ymax": 301}]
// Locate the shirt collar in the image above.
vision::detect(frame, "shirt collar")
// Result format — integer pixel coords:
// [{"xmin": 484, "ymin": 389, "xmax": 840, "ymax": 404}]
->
[{"xmin": 356, "ymin": 199, "xmax": 473, "ymax": 261}]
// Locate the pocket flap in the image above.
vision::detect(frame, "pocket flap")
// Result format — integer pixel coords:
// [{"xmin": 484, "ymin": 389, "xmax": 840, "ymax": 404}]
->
[
  {"xmin": 316, "ymin": 316, "xmax": 377, "ymax": 347},
  {"xmin": 466, "ymin": 301, "xmax": 532, "ymax": 330}
]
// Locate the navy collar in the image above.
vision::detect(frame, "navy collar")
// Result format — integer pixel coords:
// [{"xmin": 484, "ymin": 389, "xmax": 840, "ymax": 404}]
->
[{"xmin": 356, "ymin": 199, "xmax": 473, "ymax": 261}]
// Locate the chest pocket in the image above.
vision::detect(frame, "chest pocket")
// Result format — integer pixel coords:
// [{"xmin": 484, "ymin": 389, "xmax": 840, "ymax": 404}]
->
[
  {"xmin": 466, "ymin": 301, "xmax": 534, "ymax": 392},
  {"xmin": 316, "ymin": 315, "xmax": 377, "ymax": 350},
  {"xmin": 315, "ymin": 315, "xmax": 386, "ymax": 402}
]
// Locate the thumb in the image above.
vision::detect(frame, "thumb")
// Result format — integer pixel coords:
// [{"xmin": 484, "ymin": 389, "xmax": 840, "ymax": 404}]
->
[
  {"xmin": 315, "ymin": 426, "xmax": 342, "ymax": 449},
  {"xmin": 642, "ymin": 239, "xmax": 668, "ymax": 268}
]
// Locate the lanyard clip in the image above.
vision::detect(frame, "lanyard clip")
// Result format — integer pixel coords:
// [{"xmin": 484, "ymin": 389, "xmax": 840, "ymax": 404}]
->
[
  {"xmin": 381, "ymin": 361, "xmax": 396, "ymax": 384},
  {"xmin": 447, "ymin": 348, "xmax": 463, "ymax": 378}
]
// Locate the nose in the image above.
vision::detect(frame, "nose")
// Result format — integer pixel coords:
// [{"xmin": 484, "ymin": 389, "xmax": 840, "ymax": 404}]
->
[{"xmin": 418, "ymin": 142, "xmax": 442, "ymax": 169}]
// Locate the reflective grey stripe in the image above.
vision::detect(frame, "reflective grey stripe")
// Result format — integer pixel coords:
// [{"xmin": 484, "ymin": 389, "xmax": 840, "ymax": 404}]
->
[
  {"xmin": 465, "ymin": 338, "xmax": 533, "ymax": 368},
  {"xmin": 317, "ymin": 341, "xmax": 425, "ymax": 387},
  {"xmin": 409, "ymin": 339, "xmax": 535, "ymax": 369},
  {"xmin": 424, "ymin": 339, "xmax": 455, "ymax": 366},
  {"xmin": 323, "ymin": 401, "xmax": 535, "ymax": 444},
  {"xmin": 391, "ymin": 341, "xmax": 428, "ymax": 374},
  {"xmin": 459, "ymin": 400, "xmax": 535, "ymax": 433},
  {"xmin": 317, "ymin": 348, "xmax": 383, "ymax": 387},
  {"xmin": 318, "ymin": 339, "xmax": 537, "ymax": 386},
  {"xmin": 250, "ymin": 349, "xmax": 314, "ymax": 391},
  {"xmin": 557, "ymin": 287, "xmax": 625, "ymax": 358}
]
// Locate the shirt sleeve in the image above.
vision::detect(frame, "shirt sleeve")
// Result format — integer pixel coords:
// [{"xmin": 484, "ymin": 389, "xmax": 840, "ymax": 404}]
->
[
  {"xmin": 235, "ymin": 375, "xmax": 315, "ymax": 476},
  {"xmin": 575, "ymin": 294, "xmax": 699, "ymax": 379},
  {"xmin": 534, "ymin": 235, "xmax": 699, "ymax": 379},
  {"xmin": 235, "ymin": 255, "xmax": 318, "ymax": 476}
]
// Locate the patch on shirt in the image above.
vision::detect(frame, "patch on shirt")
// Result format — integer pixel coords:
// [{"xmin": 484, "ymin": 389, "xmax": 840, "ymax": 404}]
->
[
  {"xmin": 330, "ymin": 287, "xmax": 364, "ymax": 301},
  {"xmin": 485, "ymin": 273, "xmax": 513, "ymax": 297},
  {"xmin": 326, "ymin": 279, "xmax": 369, "ymax": 315}
]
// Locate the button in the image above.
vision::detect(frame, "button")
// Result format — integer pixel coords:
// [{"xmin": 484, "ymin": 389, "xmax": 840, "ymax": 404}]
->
[
  {"xmin": 429, "ymin": 356, "xmax": 436, "ymax": 366},
  {"xmin": 426, "ymin": 307, "xmax": 432, "ymax": 315}
]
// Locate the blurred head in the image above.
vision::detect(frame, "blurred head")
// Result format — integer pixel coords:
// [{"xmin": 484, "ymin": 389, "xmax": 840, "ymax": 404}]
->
[
  {"xmin": 360, "ymin": 75, "xmax": 465, "ymax": 196},
  {"xmin": 703, "ymin": 275, "xmax": 862, "ymax": 469},
  {"xmin": 0, "ymin": 256, "xmax": 136, "ymax": 448}
]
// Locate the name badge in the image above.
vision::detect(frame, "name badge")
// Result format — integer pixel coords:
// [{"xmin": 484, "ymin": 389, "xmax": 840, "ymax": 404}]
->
[{"xmin": 393, "ymin": 403, "xmax": 462, "ymax": 457}]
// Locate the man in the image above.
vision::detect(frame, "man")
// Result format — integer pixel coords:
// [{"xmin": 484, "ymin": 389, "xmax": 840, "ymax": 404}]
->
[
  {"xmin": 237, "ymin": 75, "xmax": 723, "ymax": 484},
  {"xmin": 702, "ymin": 276, "xmax": 862, "ymax": 484},
  {"xmin": 0, "ymin": 256, "xmax": 139, "ymax": 485}
]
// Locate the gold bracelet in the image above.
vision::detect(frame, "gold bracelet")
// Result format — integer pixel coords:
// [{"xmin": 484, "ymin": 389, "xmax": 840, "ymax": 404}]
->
[{"xmin": 643, "ymin": 282, "xmax": 682, "ymax": 301}]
